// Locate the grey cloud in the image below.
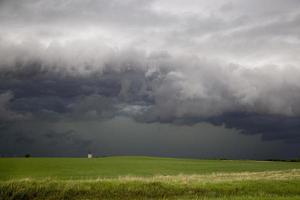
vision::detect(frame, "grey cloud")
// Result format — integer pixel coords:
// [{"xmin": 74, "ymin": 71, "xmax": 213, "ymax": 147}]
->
[
  {"xmin": 146, "ymin": 59, "xmax": 300, "ymax": 119},
  {"xmin": 0, "ymin": 0, "xmax": 299, "ymax": 69},
  {"xmin": 0, "ymin": 0, "xmax": 169, "ymax": 27}
]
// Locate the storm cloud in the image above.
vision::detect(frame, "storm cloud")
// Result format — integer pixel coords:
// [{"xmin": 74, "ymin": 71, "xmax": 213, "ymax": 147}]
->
[{"xmin": 0, "ymin": 0, "xmax": 300, "ymax": 158}]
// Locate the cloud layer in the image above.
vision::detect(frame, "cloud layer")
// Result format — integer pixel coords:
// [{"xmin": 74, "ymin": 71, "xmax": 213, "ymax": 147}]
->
[{"xmin": 1, "ymin": 0, "xmax": 300, "ymax": 157}]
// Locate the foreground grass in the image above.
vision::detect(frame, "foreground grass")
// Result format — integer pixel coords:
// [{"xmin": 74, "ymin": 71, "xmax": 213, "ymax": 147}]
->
[
  {"xmin": 1, "ymin": 170, "xmax": 300, "ymax": 200},
  {"xmin": 1, "ymin": 157, "xmax": 300, "ymax": 199}
]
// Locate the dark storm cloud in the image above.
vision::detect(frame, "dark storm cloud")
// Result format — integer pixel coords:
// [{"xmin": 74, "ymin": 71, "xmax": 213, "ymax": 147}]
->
[
  {"xmin": 0, "ymin": 0, "xmax": 300, "ymax": 157},
  {"xmin": 43, "ymin": 129, "xmax": 92, "ymax": 148},
  {"xmin": 1, "ymin": 58, "xmax": 300, "ymax": 144},
  {"xmin": 1, "ymin": 117, "xmax": 298, "ymax": 159},
  {"xmin": 0, "ymin": 59, "xmax": 154, "ymax": 123},
  {"xmin": 0, "ymin": 91, "xmax": 31, "ymax": 122},
  {"xmin": 209, "ymin": 113, "xmax": 300, "ymax": 143},
  {"xmin": 0, "ymin": 125, "xmax": 93, "ymax": 157}
]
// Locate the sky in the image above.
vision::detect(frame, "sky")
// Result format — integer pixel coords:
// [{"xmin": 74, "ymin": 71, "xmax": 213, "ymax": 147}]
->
[{"xmin": 0, "ymin": 0, "xmax": 300, "ymax": 159}]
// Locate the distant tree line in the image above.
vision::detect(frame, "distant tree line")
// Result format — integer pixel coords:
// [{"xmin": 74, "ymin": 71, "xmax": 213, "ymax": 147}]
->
[{"xmin": 265, "ymin": 159, "xmax": 300, "ymax": 162}]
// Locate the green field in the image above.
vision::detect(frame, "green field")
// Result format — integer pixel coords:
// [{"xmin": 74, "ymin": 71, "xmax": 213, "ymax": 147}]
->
[{"xmin": 1, "ymin": 156, "xmax": 300, "ymax": 199}]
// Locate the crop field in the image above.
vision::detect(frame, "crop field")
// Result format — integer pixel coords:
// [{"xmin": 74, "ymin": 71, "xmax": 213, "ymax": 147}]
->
[{"xmin": 1, "ymin": 156, "xmax": 300, "ymax": 199}]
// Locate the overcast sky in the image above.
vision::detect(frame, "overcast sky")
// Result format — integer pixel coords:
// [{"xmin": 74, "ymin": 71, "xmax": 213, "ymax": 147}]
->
[{"xmin": 0, "ymin": 0, "xmax": 300, "ymax": 159}]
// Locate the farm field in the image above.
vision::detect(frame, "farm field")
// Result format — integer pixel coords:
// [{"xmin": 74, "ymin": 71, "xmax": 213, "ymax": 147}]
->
[{"xmin": 1, "ymin": 156, "xmax": 300, "ymax": 199}]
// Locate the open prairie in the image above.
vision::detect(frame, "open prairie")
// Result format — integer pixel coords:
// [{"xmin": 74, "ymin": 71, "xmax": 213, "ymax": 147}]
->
[{"xmin": 1, "ymin": 156, "xmax": 300, "ymax": 199}]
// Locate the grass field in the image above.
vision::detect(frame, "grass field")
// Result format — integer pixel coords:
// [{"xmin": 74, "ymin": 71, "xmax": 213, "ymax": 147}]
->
[{"xmin": 1, "ymin": 156, "xmax": 300, "ymax": 199}]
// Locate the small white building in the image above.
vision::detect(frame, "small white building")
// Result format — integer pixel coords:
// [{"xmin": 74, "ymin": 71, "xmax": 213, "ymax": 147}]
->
[{"xmin": 88, "ymin": 153, "xmax": 93, "ymax": 158}]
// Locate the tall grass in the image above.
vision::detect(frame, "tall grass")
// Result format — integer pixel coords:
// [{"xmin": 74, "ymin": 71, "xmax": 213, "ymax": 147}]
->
[{"xmin": 1, "ymin": 179, "xmax": 300, "ymax": 200}]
